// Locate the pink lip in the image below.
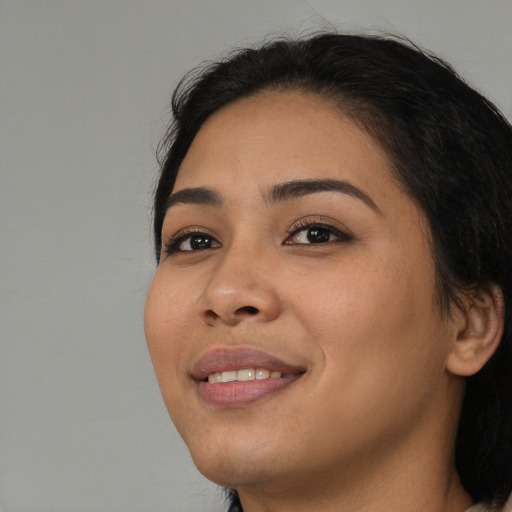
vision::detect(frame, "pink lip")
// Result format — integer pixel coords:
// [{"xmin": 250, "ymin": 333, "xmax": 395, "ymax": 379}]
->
[{"xmin": 191, "ymin": 347, "xmax": 306, "ymax": 407}]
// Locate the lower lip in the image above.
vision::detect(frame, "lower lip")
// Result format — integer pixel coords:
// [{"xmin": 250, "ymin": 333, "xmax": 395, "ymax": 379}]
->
[{"xmin": 196, "ymin": 376, "xmax": 301, "ymax": 407}]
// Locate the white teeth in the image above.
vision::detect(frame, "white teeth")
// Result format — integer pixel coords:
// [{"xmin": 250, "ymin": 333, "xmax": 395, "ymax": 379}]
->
[
  {"xmin": 207, "ymin": 368, "xmax": 282, "ymax": 383},
  {"xmin": 221, "ymin": 370, "xmax": 237, "ymax": 383},
  {"xmin": 208, "ymin": 372, "xmax": 222, "ymax": 383},
  {"xmin": 255, "ymin": 369, "xmax": 270, "ymax": 380},
  {"xmin": 236, "ymin": 369, "xmax": 255, "ymax": 381}
]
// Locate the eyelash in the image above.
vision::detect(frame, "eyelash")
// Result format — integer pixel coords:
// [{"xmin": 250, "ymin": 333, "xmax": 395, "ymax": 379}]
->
[
  {"xmin": 163, "ymin": 218, "xmax": 353, "ymax": 256},
  {"xmin": 163, "ymin": 227, "xmax": 220, "ymax": 256},
  {"xmin": 285, "ymin": 217, "xmax": 353, "ymax": 246}
]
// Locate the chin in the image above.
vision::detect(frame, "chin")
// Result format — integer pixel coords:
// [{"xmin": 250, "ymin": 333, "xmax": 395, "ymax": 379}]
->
[
  {"xmin": 182, "ymin": 426, "xmax": 287, "ymax": 488},
  {"xmin": 191, "ymin": 445, "xmax": 275, "ymax": 488}
]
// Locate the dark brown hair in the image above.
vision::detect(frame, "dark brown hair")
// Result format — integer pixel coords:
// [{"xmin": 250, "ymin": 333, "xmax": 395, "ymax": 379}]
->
[{"xmin": 154, "ymin": 33, "xmax": 512, "ymax": 509}]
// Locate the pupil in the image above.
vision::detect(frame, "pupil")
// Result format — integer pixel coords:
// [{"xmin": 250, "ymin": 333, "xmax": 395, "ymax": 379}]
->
[
  {"xmin": 190, "ymin": 234, "xmax": 211, "ymax": 250},
  {"xmin": 307, "ymin": 227, "xmax": 330, "ymax": 243}
]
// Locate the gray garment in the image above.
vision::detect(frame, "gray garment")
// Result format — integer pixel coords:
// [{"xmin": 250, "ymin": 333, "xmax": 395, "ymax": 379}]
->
[
  {"xmin": 465, "ymin": 505, "xmax": 496, "ymax": 512},
  {"xmin": 466, "ymin": 494, "xmax": 512, "ymax": 512}
]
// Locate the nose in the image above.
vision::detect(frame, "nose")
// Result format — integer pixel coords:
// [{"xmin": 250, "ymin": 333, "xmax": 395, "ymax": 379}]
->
[{"xmin": 197, "ymin": 247, "xmax": 282, "ymax": 327}]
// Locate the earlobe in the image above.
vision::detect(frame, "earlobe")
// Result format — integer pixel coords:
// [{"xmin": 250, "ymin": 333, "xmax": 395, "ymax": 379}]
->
[{"xmin": 446, "ymin": 283, "xmax": 504, "ymax": 377}]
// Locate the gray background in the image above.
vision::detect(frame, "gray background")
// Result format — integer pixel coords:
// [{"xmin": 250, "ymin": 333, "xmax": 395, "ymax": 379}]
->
[{"xmin": 1, "ymin": 1, "xmax": 511, "ymax": 511}]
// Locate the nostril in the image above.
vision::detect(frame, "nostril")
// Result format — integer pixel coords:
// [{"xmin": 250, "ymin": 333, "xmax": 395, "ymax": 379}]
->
[
  {"xmin": 204, "ymin": 310, "xmax": 219, "ymax": 322},
  {"xmin": 236, "ymin": 305, "xmax": 259, "ymax": 316}
]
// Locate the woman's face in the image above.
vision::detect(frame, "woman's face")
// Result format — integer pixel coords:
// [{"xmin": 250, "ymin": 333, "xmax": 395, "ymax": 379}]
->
[{"xmin": 144, "ymin": 91, "xmax": 461, "ymax": 494}]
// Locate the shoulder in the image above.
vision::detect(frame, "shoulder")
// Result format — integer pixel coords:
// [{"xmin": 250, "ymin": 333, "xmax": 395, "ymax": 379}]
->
[
  {"xmin": 466, "ymin": 494, "xmax": 512, "ymax": 512},
  {"xmin": 465, "ymin": 505, "xmax": 497, "ymax": 512}
]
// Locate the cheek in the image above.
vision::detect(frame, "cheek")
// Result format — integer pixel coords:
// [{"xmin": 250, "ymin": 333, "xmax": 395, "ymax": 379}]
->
[
  {"xmin": 283, "ymin": 260, "xmax": 450, "ymax": 452},
  {"xmin": 144, "ymin": 270, "xmax": 193, "ymax": 394},
  {"xmin": 289, "ymin": 249, "xmax": 447, "ymax": 388}
]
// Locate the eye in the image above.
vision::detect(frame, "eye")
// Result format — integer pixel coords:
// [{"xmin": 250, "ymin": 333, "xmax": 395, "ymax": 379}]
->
[
  {"xmin": 164, "ymin": 230, "xmax": 222, "ymax": 255},
  {"xmin": 285, "ymin": 221, "xmax": 352, "ymax": 246}
]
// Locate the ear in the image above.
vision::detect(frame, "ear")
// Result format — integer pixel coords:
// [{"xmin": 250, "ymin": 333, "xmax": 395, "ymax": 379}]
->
[{"xmin": 446, "ymin": 283, "xmax": 504, "ymax": 377}]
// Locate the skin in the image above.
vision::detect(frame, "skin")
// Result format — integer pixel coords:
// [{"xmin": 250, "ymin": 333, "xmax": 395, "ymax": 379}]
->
[{"xmin": 144, "ymin": 91, "xmax": 479, "ymax": 511}]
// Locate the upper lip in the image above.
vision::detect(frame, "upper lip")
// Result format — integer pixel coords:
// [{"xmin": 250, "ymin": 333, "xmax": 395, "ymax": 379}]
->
[{"xmin": 191, "ymin": 347, "xmax": 307, "ymax": 381}]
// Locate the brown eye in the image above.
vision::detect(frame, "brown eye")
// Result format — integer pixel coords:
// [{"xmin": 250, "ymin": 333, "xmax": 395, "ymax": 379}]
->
[
  {"xmin": 164, "ymin": 231, "xmax": 221, "ymax": 255},
  {"xmin": 187, "ymin": 234, "xmax": 215, "ymax": 250},
  {"xmin": 285, "ymin": 224, "xmax": 352, "ymax": 245},
  {"xmin": 306, "ymin": 227, "xmax": 331, "ymax": 243}
]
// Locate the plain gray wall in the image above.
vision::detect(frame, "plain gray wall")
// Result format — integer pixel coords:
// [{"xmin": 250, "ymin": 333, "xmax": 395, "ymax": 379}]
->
[{"xmin": 1, "ymin": 1, "xmax": 511, "ymax": 511}]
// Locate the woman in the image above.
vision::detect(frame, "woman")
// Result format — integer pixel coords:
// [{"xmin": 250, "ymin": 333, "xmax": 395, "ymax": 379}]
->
[{"xmin": 144, "ymin": 33, "xmax": 512, "ymax": 511}]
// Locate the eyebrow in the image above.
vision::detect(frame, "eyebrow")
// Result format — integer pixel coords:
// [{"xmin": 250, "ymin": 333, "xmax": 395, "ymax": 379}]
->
[
  {"xmin": 164, "ymin": 178, "xmax": 381, "ymax": 215},
  {"xmin": 265, "ymin": 179, "xmax": 382, "ymax": 214},
  {"xmin": 164, "ymin": 187, "xmax": 222, "ymax": 212}
]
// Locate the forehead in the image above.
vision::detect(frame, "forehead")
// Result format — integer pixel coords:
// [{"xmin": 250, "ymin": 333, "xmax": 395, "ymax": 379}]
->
[{"xmin": 174, "ymin": 90, "xmax": 399, "ymax": 204}]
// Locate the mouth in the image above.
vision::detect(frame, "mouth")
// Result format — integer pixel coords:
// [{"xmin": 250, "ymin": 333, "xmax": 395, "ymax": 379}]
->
[
  {"xmin": 207, "ymin": 368, "xmax": 287, "ymax": 383},
  {"xmin": 191, "ymin": 347, "xmax": 306, "ymax": 407}
]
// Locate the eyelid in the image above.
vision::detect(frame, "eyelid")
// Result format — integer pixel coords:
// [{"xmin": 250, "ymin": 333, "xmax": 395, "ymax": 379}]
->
[
  {"xmin": 285, "ymin": 215, "xmax": 353, "ymax": 244},
  {"xmin": 162, "ymin": 226, "xmax": 221, "ymax": 256},
  {"xmin": 161, "ymin": 215, "xmax": 352, "ymax": 257},
  {"xmin": 286, "ymin": 215, "xmax": 353, "ymax": 236}
]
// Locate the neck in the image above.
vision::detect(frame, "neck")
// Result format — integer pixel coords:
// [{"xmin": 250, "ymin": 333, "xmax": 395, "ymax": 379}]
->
[
  {"xmin": 236, "ymin": 382, "xmax": 472, "ymax": 512},
  {"xmin": 237, "ymin": 456, "xmax": 472, "ymax": 512},
  {"xmin": 238, "ymin": 484, "xmax": 471, "ymax": 512}
]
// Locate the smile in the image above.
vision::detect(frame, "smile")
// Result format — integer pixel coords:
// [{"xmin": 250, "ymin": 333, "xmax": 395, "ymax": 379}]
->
[
  {"xmin": 207, "ymin": 368, "xmax": 283, "ymax": 383},
  {"xmin": 192, "ymin": 347, "xmax": 306, "ymax": 407},
  {"xmin": 197, "ymin": 374, "xmax": 302, "ymax": 407}
]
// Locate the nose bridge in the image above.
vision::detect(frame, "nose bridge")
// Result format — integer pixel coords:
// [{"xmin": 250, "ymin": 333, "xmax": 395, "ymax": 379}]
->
[{"xmin": 197, "ymin": 240, "xmax": 281, "ymax": 325}]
